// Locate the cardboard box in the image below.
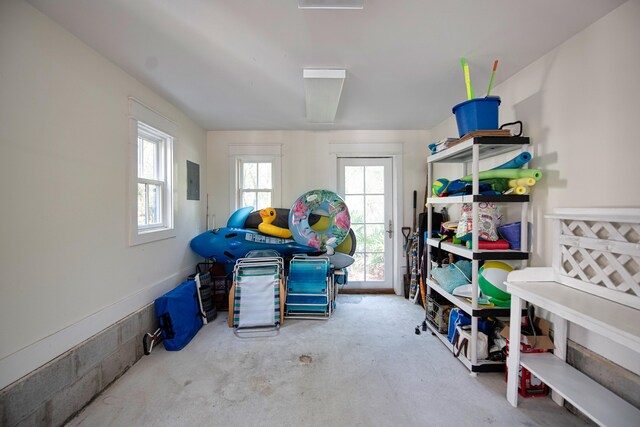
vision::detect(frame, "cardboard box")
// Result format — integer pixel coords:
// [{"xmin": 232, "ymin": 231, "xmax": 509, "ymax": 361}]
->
[{"xmin": 500, "ymin": 317, "xmax": 555, "ymax": 352}]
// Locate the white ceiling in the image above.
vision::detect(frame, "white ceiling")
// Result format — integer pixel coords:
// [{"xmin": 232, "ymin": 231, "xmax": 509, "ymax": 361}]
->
[{"xmin": 27, "ymin": 0, "xmax": 625, "ymax": 131}]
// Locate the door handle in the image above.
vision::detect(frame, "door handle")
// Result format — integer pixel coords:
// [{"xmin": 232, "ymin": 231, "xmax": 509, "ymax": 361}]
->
[{"xmin": 386, "ymin": 220, "xmax": 393, "ymax": 238}]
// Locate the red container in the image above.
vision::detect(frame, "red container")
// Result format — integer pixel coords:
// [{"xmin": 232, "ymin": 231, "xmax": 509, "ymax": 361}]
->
[
  {"xmin": 505, "ymin": 364, "xmax": 548, "ymax": 398},
  {"xmin": 505, "ymin": 342, "xmax": 549, "ymax": 398}
]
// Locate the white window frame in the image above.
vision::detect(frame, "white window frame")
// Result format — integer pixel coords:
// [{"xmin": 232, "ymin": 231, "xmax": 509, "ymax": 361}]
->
[
  {"xmin": 129, "ymin": 97, "xmax": 177, "ymax": 246},
  {"xmin": 229, "ymin": 145, "xmax": 282, "ymax": 213}
]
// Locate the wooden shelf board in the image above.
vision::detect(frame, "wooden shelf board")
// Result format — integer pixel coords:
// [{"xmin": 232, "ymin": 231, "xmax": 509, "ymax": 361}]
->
[
  {"xmin": 426, "ymin": 238, "xmax": 530, "ymax": 260},
  {"xmin": 521, "ymin": 353, "xmax": 640, "ymax": 427},
  {"xmin": 427, "ymin": 279, "xmax": 513, "ymax": 317},
  {"xmin": 427, "ymin": 195, "xmax": 529, "ymax": 204},
  {"xmin": 506, "ymin": 281, "xmax": 640, "ymax": 353},
  {"xmin": 427, "ymin": 136, "xmax": 530, "ymax": 164},
  {"xmin": 424, "ymin": 320, "xmax": 505, "ymax": 372}
]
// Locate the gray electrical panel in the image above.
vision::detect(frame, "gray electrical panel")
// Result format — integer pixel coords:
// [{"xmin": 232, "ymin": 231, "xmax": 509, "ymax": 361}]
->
[{"xmin": 187, "ymin": 160, "xmax": 200, "ymax": 201}]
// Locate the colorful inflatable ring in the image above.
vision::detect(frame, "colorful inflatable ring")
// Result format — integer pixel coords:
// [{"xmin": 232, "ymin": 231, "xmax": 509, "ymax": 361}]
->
[{"xmin": 289, "ymin": 189, "xmax": 350, "ymax": 251}]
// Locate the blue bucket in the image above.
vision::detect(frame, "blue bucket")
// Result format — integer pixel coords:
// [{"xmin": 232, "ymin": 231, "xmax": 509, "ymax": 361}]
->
[{"xmin": 452, "ymin": 96, "xmax": 501, "ymax": 137}]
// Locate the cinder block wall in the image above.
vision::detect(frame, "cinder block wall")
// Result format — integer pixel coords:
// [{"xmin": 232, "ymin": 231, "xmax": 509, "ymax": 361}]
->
[
  {"xmin": 0, "ymin": 304, "xmax": 157, "ymax": 427},
  {"xmin": 566, "ymin": 341, "xmax": 640, "ymax": 410},
  {"xmin": 562, "ymin": 340, "xmax": 640, "ymax": 423}
]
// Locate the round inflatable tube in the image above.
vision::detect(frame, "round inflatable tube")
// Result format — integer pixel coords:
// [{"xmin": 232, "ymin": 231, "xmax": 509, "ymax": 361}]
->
[
  {"xmin": 289, "ymin": 189, "xmax": 351, "ymax": 251},
  {"xmin": 491, "ymin": 152, "xmax": 531, "ymax": 170},
  {"xmin": 244, "ymin": 209, "xmax": 356, "ymax": 255},
  {"xmin": 308, "ymin": 216, "xmax": 357, "ymax": 255},
  {"xmin": 335, "ymin": 228, "xmax": 357, "ymax": 256},
  {"xmin": 461, "ymin": 168, "xmax": 542, "ymax": 182},
  {"xmin": 508, "ymin": 178, "xmax": 536, "ymax": 188}
]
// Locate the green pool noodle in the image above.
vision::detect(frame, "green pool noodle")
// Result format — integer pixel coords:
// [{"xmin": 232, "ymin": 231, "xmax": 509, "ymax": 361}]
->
[
  {"xmin": 461, "ymin": 169, "xmax": 542, "ymax": 182},
  {"xmin": 480, "ymin": 178, "xmax": 510, "ymax": 193}
]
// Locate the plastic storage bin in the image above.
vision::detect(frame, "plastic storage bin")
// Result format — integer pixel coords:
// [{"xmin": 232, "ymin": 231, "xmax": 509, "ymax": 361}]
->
[{"xmin": 452, "ymin": 96, "xmax": 501, "ymax": 137}]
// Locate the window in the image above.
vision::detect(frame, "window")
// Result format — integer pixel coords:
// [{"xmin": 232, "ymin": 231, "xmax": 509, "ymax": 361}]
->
[
  {"xmin": 229, "ymin": 145, "xmax": 281, "ymax": 213},
  {"xmin": 137, "ymin": 123, "xmax": 171, "ymax": 229},
  {"xmin": 129, "ymin": 98, "xmax": 176, "ymax": 245},
  {"xmin": 238, "ymin": 160, "xmax": 273, "ymax": 210}
]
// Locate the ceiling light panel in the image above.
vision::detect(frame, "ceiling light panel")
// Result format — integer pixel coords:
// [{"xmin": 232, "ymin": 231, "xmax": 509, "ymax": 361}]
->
[
  {"xmin": 303, "ymin": 69, "xmax": 346, "ymax": 123},
  {"xmin": 298, "ymin": 0, "xmax": 364, "ymax": 10}
]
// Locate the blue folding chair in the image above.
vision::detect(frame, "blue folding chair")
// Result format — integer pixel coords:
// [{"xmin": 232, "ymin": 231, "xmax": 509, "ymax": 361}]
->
[{"xmin": 285, "ymin": 256, "xmax": 333, "ymax": 319}]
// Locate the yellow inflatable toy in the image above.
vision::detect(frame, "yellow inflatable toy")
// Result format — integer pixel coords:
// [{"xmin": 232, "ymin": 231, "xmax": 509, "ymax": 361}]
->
[{"xmin": 258, "ymin": 207, "xmax": 292, "ymax": 239}]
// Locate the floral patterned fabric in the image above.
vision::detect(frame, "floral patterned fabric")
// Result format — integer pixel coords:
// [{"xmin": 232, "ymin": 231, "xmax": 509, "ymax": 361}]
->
[{"xmin": 289, "ymin": 189, "xmax": 351, "ymax": 252}]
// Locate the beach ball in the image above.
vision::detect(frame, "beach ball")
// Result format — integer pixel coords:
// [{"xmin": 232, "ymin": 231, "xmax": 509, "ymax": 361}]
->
[
  {"xmin": 432, "ymin": 178, "xmax": 450, "ymax": 196},
  {"xmin": 478, "ymin": 261, "xmax": 512, "ymax": 301}
]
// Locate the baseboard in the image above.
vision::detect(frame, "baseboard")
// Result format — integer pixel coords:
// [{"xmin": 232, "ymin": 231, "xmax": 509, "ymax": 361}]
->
[{"xmin": 340, "ymin": 288, "xmax": 396, "ymax": 294}]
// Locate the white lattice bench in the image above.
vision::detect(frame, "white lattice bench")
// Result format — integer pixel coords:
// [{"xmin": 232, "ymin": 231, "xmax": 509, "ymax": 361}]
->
[{"xmin": 505, "ymin": 208, "xmax": 640, "ymax": 427}]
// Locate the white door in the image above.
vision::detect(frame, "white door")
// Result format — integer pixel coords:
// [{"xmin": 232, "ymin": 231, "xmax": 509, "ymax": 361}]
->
[{"xmin": 338, "ymin": 157, "xmax": 393, "ymax": 289}]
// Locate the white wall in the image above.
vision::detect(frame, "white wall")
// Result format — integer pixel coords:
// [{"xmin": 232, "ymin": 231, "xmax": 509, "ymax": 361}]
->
[
  {"xmin": 431, "ymin": 0, "xmax": 640, "ymax": 374},
  {"xmin": 206, "ymin": 130, "xmax": 430, "ymax": 291},
  {"xmin": 0, "ymin": 0, "xmax": 207, "ymax": 387}
]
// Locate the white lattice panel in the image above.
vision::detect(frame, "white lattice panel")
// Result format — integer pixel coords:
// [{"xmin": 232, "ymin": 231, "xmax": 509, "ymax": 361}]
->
[{"xmin": 551, "ymin": 210, "xmax": 640, "ymax": 304}]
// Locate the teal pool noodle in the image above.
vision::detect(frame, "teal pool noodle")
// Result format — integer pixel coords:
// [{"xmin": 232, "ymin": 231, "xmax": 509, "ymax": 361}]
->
[
  {"xmin": 461, "ymin": 169, "xmax": 542, "ymax": 182},
  {"xmin": 491, "ymin": 152, "xmax": 531, "ymax": 170}
]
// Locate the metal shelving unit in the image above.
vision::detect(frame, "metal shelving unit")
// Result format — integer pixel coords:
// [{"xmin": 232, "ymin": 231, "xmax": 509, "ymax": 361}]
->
[{"xmin": 425, "ymin": 135, "xmax": 531, "ymax": 374}]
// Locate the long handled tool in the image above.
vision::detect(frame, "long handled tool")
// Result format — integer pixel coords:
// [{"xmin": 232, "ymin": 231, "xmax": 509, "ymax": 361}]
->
[
  {"xmin": 460, "ymin": 57, "xmax": 474, "ymax": 100},
  {"xmin": 408, "ymin": 191, "xmax": 421, "ymax": 303},
  {"xmin": 486, "ymin": 59, "xmax": 499, "ymax": 96},
  {"xmin": 412, "ymin": 191, "xmax": 417, "ymax": 232},
  {"xmin": 402, "ymin": 227, "xmax": 412, "ymax": 299}
]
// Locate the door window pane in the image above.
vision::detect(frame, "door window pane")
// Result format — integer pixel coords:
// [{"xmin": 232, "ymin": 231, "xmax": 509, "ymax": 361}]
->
[
  {"xmin": 350, "ymin": 253, "xmax": 365, "ymax": 281},
  {"xmin": 345, "ymin": 195, "xmax": 364, "ymax": 224},
  {"xmin": 366, "ymin": 224, "xmax": 384, "ymax": 252},
  {"xmin": 344, "ymin": 166, "xmax": 364, "ymax": 194},
  {"xmin": 352, "ymin": 224, "xmax": 365, "ymax": 252},
  {"xmin": 366, "ymin": 252, "xmax": 385, "ymax": 281},
  {"xmin": 365, "ymin": 195, "xmax": 384, "ymax": 223},
  {"xmin": 365, "ymin": 166, "xmax": 384, "ymax": 194}
]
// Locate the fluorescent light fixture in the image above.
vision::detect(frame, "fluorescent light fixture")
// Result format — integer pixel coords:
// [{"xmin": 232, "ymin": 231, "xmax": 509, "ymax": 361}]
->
[
  {"xmin": 303, "ymin": 69, "xmax": 346, "ymax": 123},
  {"xmin": 298, "ymin": 0, "xmax": 364, "ymax": 9}
]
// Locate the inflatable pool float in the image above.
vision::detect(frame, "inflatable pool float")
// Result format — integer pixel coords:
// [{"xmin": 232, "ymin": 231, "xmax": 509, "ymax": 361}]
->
[
  {"xmin": 245, "ymin": 208, "xmax": 292, "ymax": 229},
  {"xmin": 190, "ymin": 227, "xmax": 317, "ymax": 264},
  {"xmin": 258, "ymin": 207, "xmax": 292, "ymax": 238},
  {"xmin": 227, "ymin": 206, "xmax": 254, "ymax": 228},
  {"xmin": 289, "ymin": 190, "xmax": 351, "ymax": 251}
]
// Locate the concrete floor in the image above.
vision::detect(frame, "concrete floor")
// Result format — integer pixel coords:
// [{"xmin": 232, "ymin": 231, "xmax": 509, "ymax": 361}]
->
[{"xmin": 67, "ymin": 295, "xmax": 587, "ymax": 426}]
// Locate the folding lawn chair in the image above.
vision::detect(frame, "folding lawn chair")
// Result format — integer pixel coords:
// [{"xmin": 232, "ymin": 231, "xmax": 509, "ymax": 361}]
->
[
  {"xmin": 285, "ymin": 256, "xmax": 333, "ymax": 320},
  {"xmin": 230, "ymin": 256, "xmax": 284, "ymax": 337}
]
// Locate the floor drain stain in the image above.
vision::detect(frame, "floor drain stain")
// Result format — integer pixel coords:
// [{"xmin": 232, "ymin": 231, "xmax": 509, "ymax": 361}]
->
[{"xmin": 299, "ymin": 355, "xmax": 313, "ymax": 364}]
